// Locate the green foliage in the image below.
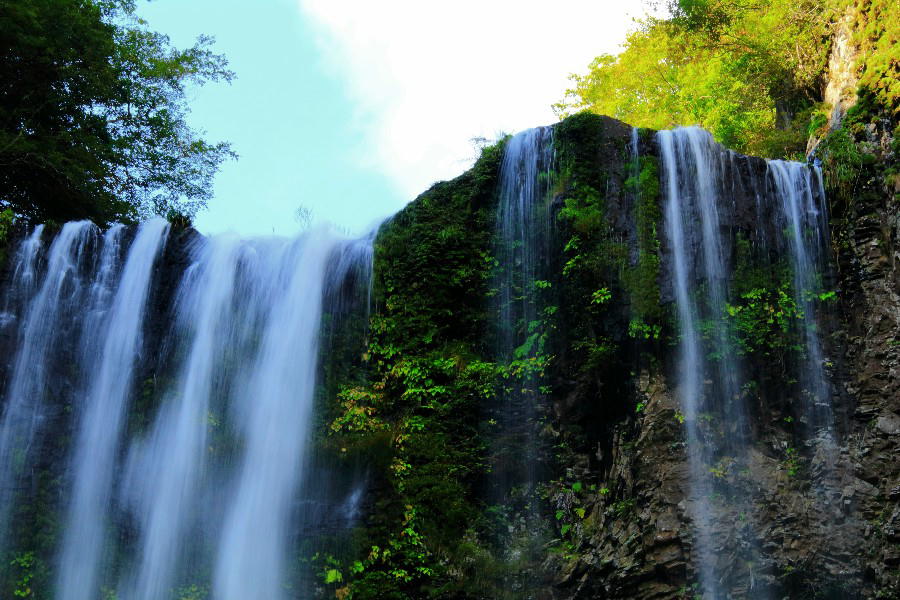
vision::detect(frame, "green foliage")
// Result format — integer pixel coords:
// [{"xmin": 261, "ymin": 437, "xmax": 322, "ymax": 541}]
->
[
  {"xmin": 555, "ymin": 117, "xmax": 664, "ymax": 339},
  {"xmin": 628, "ymin": 318, "xmax": 661, "ymax": 340},
  {"xmin": 0, "ymin": 0, "xmax": 235, "ymax": 224},
  {"xmin": 724, "ymin": 235, "xmax": 817, "ymax": 363},
  {"xmin": 550, "ymin": 479, "xmax": 592, "ymax": 547},
  {"xmin": 330, "ymin": 386, "xmax": 388, "ymax": 437},
  {"xmin": 852, "ymin": 0, "xmax": 900, "ymax": 116},
  {"xmin": 782, "ymin": 447, "xmax": 801, "ymax": 477},
  {"xmin": 622, "ymin": 155, "xmax": 664, "ymax": 322},
  {"xmin": 724, "ymin": 285, "xmax": 804, "ymax": 357},
  {"xmin": 557, "ymin": 0, "xmax": 838, "ymax": 157},
  {"xmin": 9, "ymin": 552, "xmax": 34, "ymax": 598},
  {"xmin": 818, "ymin": 127, "xmax": 867, "ymax": 197},
  {"xmin": 316, "ymin": 508, "xmax": 436, "ymax": 600},
  {"xmin": 174, "ymin": 584, "xmax": 208, "ymax": 600},
  {"xmin": 0, "ymin": 208, "xmax": 15, "ymax": 245},
  {"xmin": 591, "ymin": 287, "xmax": 611, "ymax": 305},
  {"xmin": 808, "ymin": 1, "xmax": 899, "ymax": 224},
  {"xmin": 324, "ymin": 138, "xmax": 509, "ymax": 598},
  {"xmin": 553, "ymin": 115, "xmax": 625, "ymax": 375},
  {"xmin": 611, "ymin": 498, "xmax": 636, "ymax": 518},
  {"xmin": 709, "ymin": 456, "xmax": 735, "ymax": 480}
]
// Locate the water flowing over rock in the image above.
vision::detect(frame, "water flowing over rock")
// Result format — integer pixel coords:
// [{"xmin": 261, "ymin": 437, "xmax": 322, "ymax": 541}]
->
[
  {"xmin": 492, "ymin": 126, "xmax": 554, "ymax": 506},
  {"xmin": 0, "ymin": 223, "xmax": 374, "ymax": 599},
  {"xmin": 0, "ymin": 113, "xmax": 896, "ymax": 599},
  {"xmin": 58, "ymin": 219, "xmax": 169, "ymax": 600},
  {"xmin": 768, "ymin": 160, "xmax": 832, "ymax": 434},
  {"xmin": 0, "ymin": 221, "xmax": 95, "ymax": 549},
  {"xmin": 658, "ymin": 128, "xmax": 725, "ymax": 598}
]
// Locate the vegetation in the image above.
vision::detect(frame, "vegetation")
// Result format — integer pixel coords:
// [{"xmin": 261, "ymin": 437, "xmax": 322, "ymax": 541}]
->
[
  {"xmin": 321, "ymin": 140, "xmax": 508, "ymax": 599},
  {"xmin": 0, "ymin": 0, "xmax": 234, "ymax": 225},
  {"xmin": 0, "ymin": 0, "xmax": 896, "ymax": 596},
  {"xmin": 851, "ymin": 0, "xmax": 899, "ymax": 117},
  {"xmin": 557, "ymin": 0, "xmax": 849, "ymax": 158}
]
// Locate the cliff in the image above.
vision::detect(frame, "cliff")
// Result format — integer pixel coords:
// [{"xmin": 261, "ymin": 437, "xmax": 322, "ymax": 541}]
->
[
  {"xmin": 0, "ymin": 110, "xmax": 896, "ymax": 599},
  {"xmin": 331, "ymin": 112, "xmax": 899, "ymax": 599}
]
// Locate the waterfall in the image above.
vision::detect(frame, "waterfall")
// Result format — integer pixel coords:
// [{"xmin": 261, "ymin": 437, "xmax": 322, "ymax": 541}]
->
[
  {"xmin": 768, "ymin": 160, "xmax": 832, "ymax": 435},
  {"xmin": 492, "ymin": 127, "xmax": 554, "ymax": 506},
  {"xmin": 0, "ymin": 221, "xmax": 95, "ymax": 548},
  {"xmin": 658, "ymin": 128, "xmax": 721, "ymax": 597},
  {"xmin": 120, "ymin": 233, "xmax": 246, "ymax": 600},
  {"xmin": 0, "ymin": 224, "xmax": 45, "ymax": 327},
  {"xmin": 213, "ymin": 230, "xmax": 340, "ymax": 600},
  {"xmin": 0, "ymin": 220, "xmax": 374, "ymax": 599},
  {"xmin": 0, "ymin": 124, "xmax": 840, "ymax": 598},
  {"xmin": 660, "ymin": 128, "xmax": 745, "ymax": 439},
  {"xmin": 661, "ymin": 127, "xmax": 833, "ymax": 596},
  {"xmin": 57, "ymin": 219, "xmax": 169, "ymax": 600}
]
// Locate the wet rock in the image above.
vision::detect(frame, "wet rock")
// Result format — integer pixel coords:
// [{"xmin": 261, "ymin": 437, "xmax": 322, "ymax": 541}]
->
[{"xmin": 876, "ymin": 412, "xmax": 900, "ymax": 435}]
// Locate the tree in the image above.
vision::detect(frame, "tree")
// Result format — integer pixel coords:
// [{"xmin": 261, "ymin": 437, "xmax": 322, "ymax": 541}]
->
[
  {"xmin": 0, "ymin": 0, "xmax": 235, "ymax": 224},
  {"xmin": 556, "ymin": 0, "xmax": 838, "ymax": 158}
]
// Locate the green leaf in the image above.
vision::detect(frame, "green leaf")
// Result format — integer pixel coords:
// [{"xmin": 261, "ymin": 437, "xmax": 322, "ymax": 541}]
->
[{"xmin": 325, "ymin": 568, "xmax": 343, "ymax": 584}]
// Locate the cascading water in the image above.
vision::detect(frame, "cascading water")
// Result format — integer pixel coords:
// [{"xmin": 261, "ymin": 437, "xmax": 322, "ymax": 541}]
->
[
  {"xmin": 659, "ymin": 128, "xmax": 746, "ymax": 443},
  {"xmin": 296, "ymin": 229, "xmax": 376, "ymax": 545},
  {"xmin": 0, "ymin": 221, "xmax": 94, "ymax": 548},
  {"xmin": 658, "ymin": 128, "xmax": 722, "ymax": 598},
  {"xmin": 768, "ymin": 160, "xmax": 832, "ymax": 435},
  {"xmin": 0, "ymin": 224, "xmax": 44, "ymax": 325},
  {"xmin": 0, "ymin": 220, "xmax": 374, "ymax": 599},
  {"xmin": 660, "ymin": 126, "xmax": 833, "ymax": 596},
  {"xmin": 120, "ymin": 234, "xmax": 246, "ymax": 600},
  {"xmin": 57, "ymin": 219, "xmax": 169, "ymax": 600},
  {"xmin": 214, "ymin": 230, "xmax": 341, "ymax": 600},
  {"xmin": 492, "ymin": 126, "xmax": 554, "ymax": 506}
]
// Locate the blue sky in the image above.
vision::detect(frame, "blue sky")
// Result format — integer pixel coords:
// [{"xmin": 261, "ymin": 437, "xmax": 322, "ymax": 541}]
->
[{"xmin": 138, "ymin": 0, "xmax": 653, "ymax": 237}]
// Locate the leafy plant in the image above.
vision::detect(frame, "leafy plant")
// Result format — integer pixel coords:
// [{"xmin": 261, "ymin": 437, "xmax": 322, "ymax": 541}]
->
[
  {"xmin": 0, "ymin": 0, "xmax": 236, "ymax": 222},
  {"xmin": 10, "ymin": 552, "xmax": 34, "ymax": 598},
  {"xmin": 556, "ymin": 0, "xmax": 836, "ymax": 157}
]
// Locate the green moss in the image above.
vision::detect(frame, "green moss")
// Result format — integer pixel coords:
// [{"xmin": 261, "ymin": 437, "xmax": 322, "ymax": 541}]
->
[
  {"xmin": 732, "ymin": 234, "xmax": 785, "ymax": 296},
  {"xmin": 852, "ymin": 0, "xmax": 899, "ymax": 118},
  {"xmin": 818, "ymin": 126, "xmax": 867, "ymax": 199},
  {"xmin": 555, "ymin": 114, "xmax": 665, "ymax": 329},
  {"xmin": 321, "ymin": 138, "xmax": 508, "ymax": 598},
  {"xmin": 622, "ymin": 155, "xmax": 663, "ymax": 322}
]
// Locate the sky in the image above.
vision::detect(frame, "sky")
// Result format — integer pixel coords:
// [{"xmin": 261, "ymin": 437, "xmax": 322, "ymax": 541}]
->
[{"xmin": 136, "ymin": 0, "xmax": 656, "ymax": 237}]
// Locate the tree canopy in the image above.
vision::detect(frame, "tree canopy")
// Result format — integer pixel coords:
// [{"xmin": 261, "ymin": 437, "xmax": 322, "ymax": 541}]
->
[
  {"xmin": 0, "ymin": 0, "xmax": 234, "ymax": 225},
  {"xmin": 555, "ymin": 0, "xmax": 847, "ymax": 158}
]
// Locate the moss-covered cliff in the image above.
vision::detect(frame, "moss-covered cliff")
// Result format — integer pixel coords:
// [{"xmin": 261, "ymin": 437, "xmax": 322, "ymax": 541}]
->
[
  {"xmin": 0, "ymin": 108, "xmax": 895, "ymax": 600},
  {"xmin": 314, "ymin": 107, "xmax": 899, "ymax": 599}
]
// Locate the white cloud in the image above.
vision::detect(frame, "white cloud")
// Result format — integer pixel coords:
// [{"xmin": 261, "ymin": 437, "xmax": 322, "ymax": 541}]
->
[{"xmin": 298, "ymin": 0, "xmax": 654, "ymax": 200}]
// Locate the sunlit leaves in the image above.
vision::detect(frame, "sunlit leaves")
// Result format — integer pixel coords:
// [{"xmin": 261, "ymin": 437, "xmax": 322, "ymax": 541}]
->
[{"xmin": 557, "ymin": 0, "xmax": 837, "ymax": 157}]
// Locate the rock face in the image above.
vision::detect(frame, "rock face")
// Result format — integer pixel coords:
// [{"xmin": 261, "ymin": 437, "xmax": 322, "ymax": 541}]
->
[
  {"xmin": 831, "ymin": 126, "xmax": 900, "ymax": 596},
  {"xmin": 823, "ymin": 8, "xmax": 860, "ymax": 130},
  {"xmin": 529, "ymin": 114, "xmax": 899, "ymax": 599}
]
